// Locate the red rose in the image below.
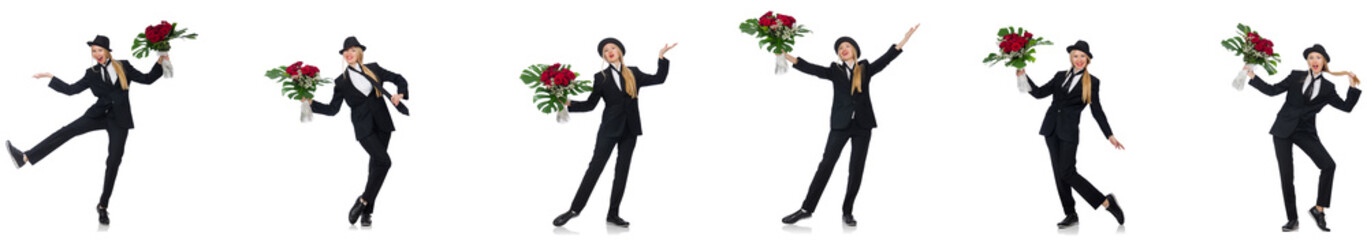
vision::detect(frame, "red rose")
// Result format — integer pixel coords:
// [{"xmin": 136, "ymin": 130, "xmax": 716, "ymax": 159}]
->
[
  {"xmin": 286, "ymin": 61, "xmax": 303, "ymax": 76},
  {"xmin": 1023, "ymin": 32, "xmax": 1033, "ymax": 39},
  {"xmin": 302, "ymin": 65, "xmax": 320, "ymax": 77},
  {"xmin": 776, "ymin": 14, "xmax": 795, "ymax": 27},
  {"xmin": 759, "ymin": 17, "xmax": 775, "ymax": 27},
  {"xmin": 762, "ymin": 11, "xmax": 773, "ymax": 19}
]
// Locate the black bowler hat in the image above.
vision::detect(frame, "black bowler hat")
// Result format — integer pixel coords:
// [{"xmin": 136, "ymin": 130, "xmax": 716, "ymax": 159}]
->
[
  {"xmin": 834, "ymin": 36, "xmax": 860, "ymax": 58},
  {"xmin": 1066, "ymin": 40, "xmax": 1092, "ymax": 59},
  {"xmin": 1303, "ymin": 44, "xmax": 1330, "ymax": 63},
  {"xmin": 339, "ymin": 36, "xmax": 366, "ymax": 54},
  {"xmin": 86, "ymin": 35, "xmax": 111, "ymax": 51},
  {"xmin": 598, "ymin": 37, "xmax": 624, "ymax": 57}
]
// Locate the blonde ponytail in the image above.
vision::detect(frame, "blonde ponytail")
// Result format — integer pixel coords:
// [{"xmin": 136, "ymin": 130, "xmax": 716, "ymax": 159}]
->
[
  {"xmin": 1081, "ymin": 68, "xmax": 1092, "ymax": 104},
  {"xmin": 851, "ymin": 63, "xmax": 864, "ymax": 95},
  {"xmin": 356, "ymin": 51, "xmax": 383, "ymax": 98},
  {"xmin": 1323, "ymin": 65, "xmax": 1361, "ymax": 84}
]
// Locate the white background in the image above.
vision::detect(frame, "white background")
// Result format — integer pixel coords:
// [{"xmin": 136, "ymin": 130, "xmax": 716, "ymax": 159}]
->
[{"xmin": 0, "ymin": 0, "xmax": 1365, "ymax": 239}]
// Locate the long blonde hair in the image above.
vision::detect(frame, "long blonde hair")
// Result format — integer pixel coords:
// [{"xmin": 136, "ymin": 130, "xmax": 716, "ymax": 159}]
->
[
  {"xmin": 1081, "ymin": 58, "xmax": 1093, "ymax": 104},
  {"xmin": 354, "ymin": 50, "xmax": 382, "ymax": 98},
  {"xmin": 1322, "ymin": 65, "xmax": 1362, "ymax": 84}
]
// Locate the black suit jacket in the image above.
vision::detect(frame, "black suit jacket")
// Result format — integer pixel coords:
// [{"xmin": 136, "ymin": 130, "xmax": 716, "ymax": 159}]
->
[
  {"xmin": 48, "ymin": 60, "xmax": 164, "ymax": 129},
  {"xmin": 1250, "ymin": 70, "xmax": 1361, "ymax": 138},
  {"xmin": 1024, "ymin": 70, "xmax": 1114, "ymax": 142},
  {"xmin": 568, "ymin": 58, "xmax": 670, "ymax": 138},
  {"xmin": 312, "ymin": 63, "xmax": 410, "ymax": 140},
  {"xmin": 793, "ymin": 45, "xmax": 902, "ymax": 130}
]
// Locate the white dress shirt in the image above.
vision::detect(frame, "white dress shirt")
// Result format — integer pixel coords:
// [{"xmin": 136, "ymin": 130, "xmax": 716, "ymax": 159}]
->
[
  {"xmin": 1303, "ymin": 72, "xmax": 1323, "ymax": 100},
  {"xmin": 348, "ymin": 64, "xmax": 373, "ymax": 96},
  {"xmin": 100, "ymin": 61, "xmax": 119, "ymax": 85},
  {"xmin": 1063, "ymin": 68, "xmax": 1084, "ymax": 93},
  {"xmin": 606, "ymin": 63, "xmax": 625, "ymax": 91}
]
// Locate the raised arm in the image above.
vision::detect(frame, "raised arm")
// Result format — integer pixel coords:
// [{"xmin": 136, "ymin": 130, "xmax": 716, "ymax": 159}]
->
[
  {"xmin": 635, "ymin": 58, "xmax": 670, "ymax": 87},
  {"xmin": 787, "ymin": 54, "xmax": 837, "ymax": 80},
  {"xmin": 121, "ymin": 60, "xmax": 164, "ymax": 85},
  {"xmin": 310, "ymin": 81, "xmax": 345, "ymax": 116},
  {"xmin": 865, "ymin": 45, "xmax": 903, "ymax": 76},
  {"xmin": 1327, "ymin": 83, "xmax": 1361, "ymax": 112},
  {"xmin": 567, "ymin": 73, "xmax": 603, "ymax": 112},
  {"xmin": 1020, "ymin": 70, "xmax": 1062, "ymax": 99},
  {"xmin": 1248, "ymin": 74, "xmax": 1293, "ymax": 96},
  {"xmin": 38, "ymin": 71, "xmax": 91, "ymax": 95}
]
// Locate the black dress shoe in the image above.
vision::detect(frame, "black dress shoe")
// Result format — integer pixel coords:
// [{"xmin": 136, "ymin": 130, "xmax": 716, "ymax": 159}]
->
[
  {"xmin": 1104, "ymin": 194, "xmax": 1124, "ymax": 225},
  {"xmin": 348, "ymin": 198, "xmax": 365, "ymax": 225},
  {"xmin": 842, "ymin": 214, "xmax": 857, "ymax": 227},
  {"xmin": 1057, "ymin": 214, "xmax": 1078, "ymax": 229},
  {"xmin": 606, "ymin": 216, "xmax": 630, "ymax": 227},
  {"xmin": 781, "ymin": 209, "xmax": 811, "ymax": 224},
  {"xmin": 96, "ymin": 205, "xmax": 110, "ymax": 225},
  {"xmin": 1309, "ymin": 207, "xmax": 1330, "ymax": 232},
  {"xmin": 552, "ymin": 210, "xmax": 578, "ymax": 227},
  {"xmin": 7, "ymin": 141, "xmax": 23, "ymax": 169},
  {"xmin": 1281, "ymin": 219, "xmax": 1298, "ymax": 232},
  {"xmin": 360, "ymin": 213, "xmax": 372, "ymax": 227}
]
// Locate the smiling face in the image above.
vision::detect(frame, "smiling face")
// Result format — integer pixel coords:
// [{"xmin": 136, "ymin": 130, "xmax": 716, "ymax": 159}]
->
[
  {"xmin": 1069, "ymin": 50, "xmax": 1090, "ymax": 70},
  {"xmin": 837, "ymin": 42, "xmax": 857, "ymax": 62},
  {"xmin": 91, "ymin": 45, "xmax": 109, "ymax": 64},
  {"xmin": 601, "ymin": 43, "xmax": 622, "ymax": 64},
  {"xmin": 1307, "ymin": 52, "xmax": 1325, "ymax": 73},
  {"xmin": 343, "ymin": 47, "xmax": 362, "ymax": 65}
]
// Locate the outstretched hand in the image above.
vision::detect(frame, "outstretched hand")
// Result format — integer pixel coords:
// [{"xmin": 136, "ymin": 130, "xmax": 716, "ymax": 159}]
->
[
  {"xmin": 779, "ymin": 51, "xmax": 797, "ymax": 64},
  {"xmin": 1108, "ymin": 135, "xmax": 1125, "ymax": 150},
  {"xmin": 659, "ymin": 43, "xmax": 679, "ymax": 59},
  {"xmin": 896, "ymin": 24, "xmax": 921, "ymax": 50},
  {"xmin": 1016, "ymin": 68, "xmax": 1025, "ymax": 77},
  {"xmin": 33, "ymin": 72, "xmax": 53, "ymax": 79},
  {"xmin": 1244, "ymin": 65, "xmax": 1255, "ymax": 79}
]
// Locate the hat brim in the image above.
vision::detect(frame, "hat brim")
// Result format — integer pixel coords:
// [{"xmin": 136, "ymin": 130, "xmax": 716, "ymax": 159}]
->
[
  {"xmin": 86, "ymin": 42, "xmax": 110, "ymax": 51},
  {"xmin": 339, "ymin": 45, "xmax": 367, "ymax": 55},
  {"xmin": 1065, "ymin": 47, "xmax": 1092, "ymax": 59}
]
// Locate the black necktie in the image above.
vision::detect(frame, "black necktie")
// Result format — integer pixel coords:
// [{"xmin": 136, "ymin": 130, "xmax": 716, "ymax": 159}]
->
[
  {"xmin": 1062, "ymin": 72, "xmax": 1074, "ymax": 92},
  {"xmin": 1305, "ymin": 77, "xmax": 1319, "ymax": 101},
  {"xmin": 616, "ymin": 67, "xmax": 626, "ymax": 92},
  {"xmin": 100, "ymin": 65, "xmax": 112, "ymax": 85}
]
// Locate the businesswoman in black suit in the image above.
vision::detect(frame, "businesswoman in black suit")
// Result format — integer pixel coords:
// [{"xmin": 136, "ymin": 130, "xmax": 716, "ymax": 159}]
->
[
  {"xmin": 6, "ymin": 35, "xmax": 167, "ymax": 225},
  {"xmin": 551, "ymin": 38, "xmax": 676, "ymax": 228},
  {"xmin": 1245, "ymin": 44, "xmax": 1359, "ymax": 232},
  {"xmin": 303, "ymin": 36, "xmax": 409, "ymax": 227},
  {"xmin": 1014, "ymin": 40, "xmax": 1126, "ymax": 228},
  {"xmin": 776, "ymin": 24, "xmax": 919, "ymax": 227}
]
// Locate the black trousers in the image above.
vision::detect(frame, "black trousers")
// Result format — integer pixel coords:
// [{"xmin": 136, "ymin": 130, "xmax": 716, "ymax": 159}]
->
[
  {"xmin": 25, "ymin": 117, "xmax": 128, "ymax": 208},
  {"xmin": 799, "ymin": 124, "xmax": 872, "ymax": 215},
  {"xmin": 1044, "ymin": 134, "xmax": 1107, "ymax": 216},
  {"xmin": 1274, "ymin": 132, "xmax": 1336, "ymax": 221},
  {"xmin": 357, "ymin": 130, "xmax": 393, "ymax": 214},
  {"xmin": 568, "ymin": 134, "xmax": 637, "ymax": 217}
]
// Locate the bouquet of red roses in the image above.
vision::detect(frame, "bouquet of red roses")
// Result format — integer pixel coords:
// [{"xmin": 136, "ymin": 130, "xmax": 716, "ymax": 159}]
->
[
  {"xmin": 1221, "ymin": 23, "xmax": 1281, "ymax": 90},
  {"xmin": 132, "ymin": 21, "xmax": 198, "ymax": 78},
  {"xmin": 520, "ymin": 63, "xmax": 592, "ymax": 122},
  {"xmin": 982, "ymin": 27, "xmax": 1053, "ymax": 69},
  {"xmin": 739, "ymin": 11, "xmax": 810, "ymax": 74},
  {"xmin": 266, "ymin": 61, "xmax": 332, "ymax": 122},
  {"xmin": 982, "ymin": 27, "xmax": 1052, "ymax": 92}
]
